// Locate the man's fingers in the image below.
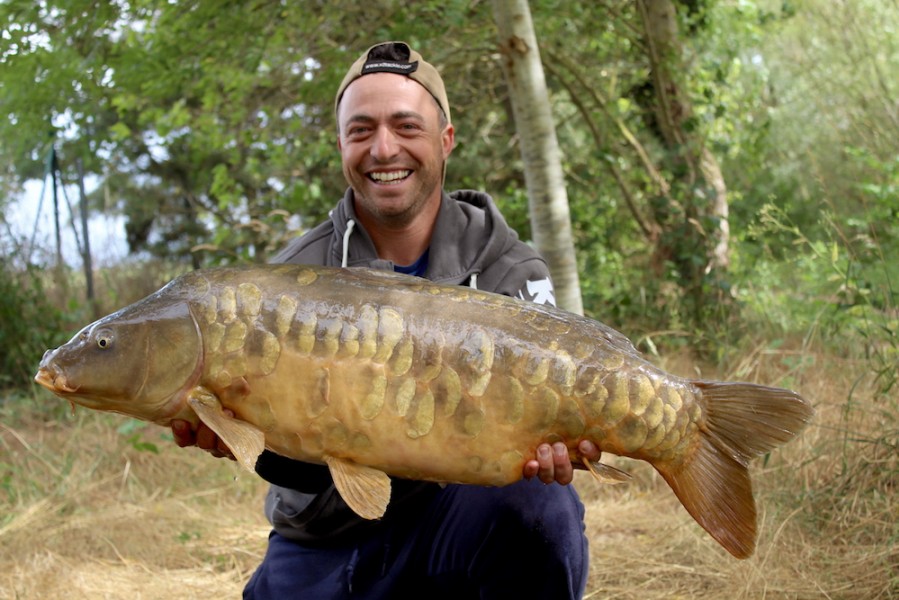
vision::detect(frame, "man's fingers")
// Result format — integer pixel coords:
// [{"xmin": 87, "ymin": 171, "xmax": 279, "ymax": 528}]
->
[
  {"xmin": 215, "ymin": 438, "xmax": 236, "ymax": 461},
  {"xmin": 578, "ymin": 439, "xmax": 601, "ymax": 462},
  {"xmin": 536, "ymin": 444, "xmax": 555, "ymax": 484},
  {"xmin": 195, "ymin": 423, "xmax": 218, "ymax": 451},
  {"xmin": 171, "ymin": 419, "xmax": 196, "ymax": 447},
  {"xmin": 525, "ymin": 440, "xmax": 601, "ymax": 483},
  {"xmin": 170, "ymin": 409, "xmax": 237, "ymax": 462},
  {"xmin": 552, "ymin": 442, "xmax": 573, "ymax": 485}
]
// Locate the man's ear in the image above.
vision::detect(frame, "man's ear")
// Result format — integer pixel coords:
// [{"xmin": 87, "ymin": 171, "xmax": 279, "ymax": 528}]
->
[{"xmin": 442, "ymin": 124, "xmax": 455, "ymax": 159}]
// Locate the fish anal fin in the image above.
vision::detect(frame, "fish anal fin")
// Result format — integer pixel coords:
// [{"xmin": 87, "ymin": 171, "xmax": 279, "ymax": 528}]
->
[
  {"xmin": 187, "ymin": 389, "xmax": 265, "ymax": 474},
  {"xmin": 581, "ymin": 455, "xmax": 631, "ymax": 485},
  {"xmin": 324, "ymin": 455, "xmax": 391, "ymax": 520},
  {"xmin": 658, "ymin": 436, "xmax": 756, "ymax": 559}
]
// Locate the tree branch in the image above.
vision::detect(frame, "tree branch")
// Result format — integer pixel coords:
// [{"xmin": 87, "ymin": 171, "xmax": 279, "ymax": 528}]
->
[
  {"xmin": 546, "ymin": 49, "xmax": 673, "ymax": 200},
  {"xmin": 542, "ymin": 56, "xmax": 658, "ymax": 241}
]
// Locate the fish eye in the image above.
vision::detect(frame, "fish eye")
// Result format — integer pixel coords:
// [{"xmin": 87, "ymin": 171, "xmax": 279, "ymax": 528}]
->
[{"xmin": 95, "ymin": 329, "xmax": 114, "ymax": 350}]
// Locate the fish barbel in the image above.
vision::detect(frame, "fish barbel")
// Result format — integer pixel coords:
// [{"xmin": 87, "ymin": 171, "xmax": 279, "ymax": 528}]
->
[{"xmin": 34, "ymin": 264, "xmax": 813, "ymax": 558}]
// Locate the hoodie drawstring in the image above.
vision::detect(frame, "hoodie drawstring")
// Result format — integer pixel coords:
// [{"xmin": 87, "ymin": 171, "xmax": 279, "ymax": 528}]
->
[
  {"xmin": 341, "ymin": 218, "xmax": 356, "ymax": 267},
  {"xmin": 343, "ymin": 216, "xmax": 480, "ymax": 290}
]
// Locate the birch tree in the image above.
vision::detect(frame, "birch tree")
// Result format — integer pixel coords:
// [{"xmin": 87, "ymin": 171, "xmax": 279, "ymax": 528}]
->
[{"xmin": 492, "ymin": 0, "xmax": 583, "ymax": 315}]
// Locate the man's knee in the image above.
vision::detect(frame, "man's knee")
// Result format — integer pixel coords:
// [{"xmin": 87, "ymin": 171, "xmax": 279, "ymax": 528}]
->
[
  {"xmin": 455, "ymin": 480, "xmax": 589, "ymax": 597},
  {"xmin": 429, "ymin": 479, "xmax": 588, "ymax": 595},
  {"xmin": 493, "ymin": 479, "xmax": 587, "ymax": 557}
]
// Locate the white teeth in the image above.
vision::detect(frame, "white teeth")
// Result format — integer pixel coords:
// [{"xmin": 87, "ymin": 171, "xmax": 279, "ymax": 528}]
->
[{"xmin": 369, "ymin": 170, "xmax": 411, "ymax": 183}]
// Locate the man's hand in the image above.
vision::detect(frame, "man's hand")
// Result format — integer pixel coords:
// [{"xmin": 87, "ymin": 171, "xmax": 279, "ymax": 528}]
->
[
  {"xmin": 171, "ymin": 413, "xmax": 236, "ymax": 461},
  {"xmin": 523, "ymin": 440, "xmax": 600, "ymax": 485}
]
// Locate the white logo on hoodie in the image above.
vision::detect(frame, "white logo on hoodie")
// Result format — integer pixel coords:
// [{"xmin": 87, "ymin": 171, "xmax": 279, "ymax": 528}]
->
[{"xmin": 519, "ymin": 278, "xmax": 556, "ymax": 307}]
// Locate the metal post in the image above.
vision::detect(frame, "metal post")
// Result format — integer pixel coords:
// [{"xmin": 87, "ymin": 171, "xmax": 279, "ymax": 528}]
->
[{"xmin": 77, "ymin": 158, "xmax": 95, "ymax": 310}]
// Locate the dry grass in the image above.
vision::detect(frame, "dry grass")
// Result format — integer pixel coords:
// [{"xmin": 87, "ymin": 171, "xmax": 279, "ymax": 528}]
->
[
  {"xmin": 1, "ymin": 344, "xmax": 896, "ymax": 599},
  {"xmin": 0, "ymin": 405, "xmax": 269, "ymax": 599}
]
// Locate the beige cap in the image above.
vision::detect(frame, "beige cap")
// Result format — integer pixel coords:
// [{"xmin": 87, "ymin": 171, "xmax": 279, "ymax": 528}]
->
[{"xmin": 335, "ymin": 41, "xmax": 451, "ymax": 124}]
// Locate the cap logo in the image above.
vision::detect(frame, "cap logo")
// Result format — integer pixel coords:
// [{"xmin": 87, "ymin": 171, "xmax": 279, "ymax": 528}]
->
[
  {"xmin": 335, "ymin": 41, "xmax": 451, "ymax": 127},
  {"xmin": 361, "ymin": 60, "xmax": 419, "ymax": 76}
]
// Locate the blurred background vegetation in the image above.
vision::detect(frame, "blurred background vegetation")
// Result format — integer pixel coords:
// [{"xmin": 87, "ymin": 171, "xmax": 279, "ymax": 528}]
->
[
  {"xmin": 1, "ymin": 0, "xmax": 895, "ymax": 391},
  {"xmin": 0, "ymin": 2, "xmax": 896, "ymax": 596}
]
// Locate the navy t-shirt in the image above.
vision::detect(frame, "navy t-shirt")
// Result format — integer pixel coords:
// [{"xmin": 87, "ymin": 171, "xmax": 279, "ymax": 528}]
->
[{"xmin": 393, "ymin": 249, "xmax": 429, "ymax": 278}]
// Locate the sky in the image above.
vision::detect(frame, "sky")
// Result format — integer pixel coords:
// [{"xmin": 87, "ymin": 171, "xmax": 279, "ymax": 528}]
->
[{"xmin": 5, "ymin": 178, "xmax": 129, "ymax": 268}]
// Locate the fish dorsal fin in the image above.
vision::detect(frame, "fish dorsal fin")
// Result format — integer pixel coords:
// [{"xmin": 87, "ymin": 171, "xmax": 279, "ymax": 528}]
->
[
  {"xmin": 187, "ymin": 389, "xmax": 265, "ymax": 473},
  {"xmin": 581, "ymin": 455, "xmax": 632, "ymax": 485},
  {"xmin": 324, "ymin": 455, "xmax": 391, "ymax": 520}
]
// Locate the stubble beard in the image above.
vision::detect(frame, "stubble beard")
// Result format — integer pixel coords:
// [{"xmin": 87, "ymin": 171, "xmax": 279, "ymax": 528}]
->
[{"xmin": 350, "ymin": 165, "xmax": 443, "ymax": 229}]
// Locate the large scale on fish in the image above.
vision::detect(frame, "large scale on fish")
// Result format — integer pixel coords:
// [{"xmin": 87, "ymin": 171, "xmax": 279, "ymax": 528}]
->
[{"xmin": 35, "ymin": 264, "xmax": 813, "ymax": 559}]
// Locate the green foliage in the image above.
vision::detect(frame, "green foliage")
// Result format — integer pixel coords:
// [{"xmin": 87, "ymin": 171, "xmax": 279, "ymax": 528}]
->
[
  {"xmin": 116, "ymin": 419, "xmax": 162, "ymax": 455},
  {"xmin": 839, "ymin": 149, "xmax": 898, "ymax": 397},
  {"xmin": 1, "ymin": 0, "xmax": 897, "ymax": 367},
  {"xmin": 0, "ymin": 0, "xmax": 499, "ymax": 267},
  {"xmin": 0, "ymin": 258, "xmax": 71, "ymax": 391},
  {"xmin": 735, "ymin": 188, "xmax": 897, "ymax": 398}
]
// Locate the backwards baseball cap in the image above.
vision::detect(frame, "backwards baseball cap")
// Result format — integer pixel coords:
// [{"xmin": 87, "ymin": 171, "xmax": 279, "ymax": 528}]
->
[{"xmin": 335, "ymin": 41, "xmax": 451, "ymax": 124}]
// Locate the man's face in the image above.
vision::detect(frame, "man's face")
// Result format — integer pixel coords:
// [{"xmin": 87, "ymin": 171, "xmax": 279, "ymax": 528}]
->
[{"xmin": 337, "ymin": 73, "xmax": 454, "ymax": 228}]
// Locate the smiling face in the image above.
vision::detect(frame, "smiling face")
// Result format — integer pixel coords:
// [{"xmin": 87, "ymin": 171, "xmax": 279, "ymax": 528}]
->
[{"xmin": 337, "ymin": 73, "xmax": 454, "ymax": 230}]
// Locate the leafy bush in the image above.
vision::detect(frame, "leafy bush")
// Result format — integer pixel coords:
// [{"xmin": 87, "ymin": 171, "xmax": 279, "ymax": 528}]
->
[{"xmin": 0, "ymin": 258, "xmax": 70, "ymax": 391}]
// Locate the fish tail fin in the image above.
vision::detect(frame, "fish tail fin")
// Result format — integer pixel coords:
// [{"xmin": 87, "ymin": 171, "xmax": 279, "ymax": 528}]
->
[{"xmin": 655, "ymin": 382, "xmax": 813, "ymax": 559}]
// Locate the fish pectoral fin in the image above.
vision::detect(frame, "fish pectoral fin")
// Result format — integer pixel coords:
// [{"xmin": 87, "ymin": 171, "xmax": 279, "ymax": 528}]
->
[
  {"xmin": 187, "ymin": 390, "xmax": 265, "ymax": 474},
  {"xmin": 581, "ymin": 455, "xmax": 632, "ymax": 485},
  {"xmin": 323, "ymin": 455, "xmax": 391, "ymax": 520}
]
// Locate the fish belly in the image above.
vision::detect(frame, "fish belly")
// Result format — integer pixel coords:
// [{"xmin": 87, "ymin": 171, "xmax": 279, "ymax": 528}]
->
[{"xmin": 191, "ymin": 265, "xmax": 700, "ymax": 486}]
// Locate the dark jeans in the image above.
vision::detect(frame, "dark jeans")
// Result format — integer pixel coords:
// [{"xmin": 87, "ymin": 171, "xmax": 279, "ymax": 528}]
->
[{"xmin": 243, "ymin": 478, "xmax": 588, "ymax": 599}]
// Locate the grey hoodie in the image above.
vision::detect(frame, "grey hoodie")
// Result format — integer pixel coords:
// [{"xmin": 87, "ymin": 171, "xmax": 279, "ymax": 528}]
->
[{"xmin": 258, "ymin": 188, "xmax": 556, "ymax": 544}]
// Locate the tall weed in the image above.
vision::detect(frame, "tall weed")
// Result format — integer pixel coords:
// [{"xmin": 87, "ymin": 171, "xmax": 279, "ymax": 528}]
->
[
  {"xmin": 754, "ymin": 210, "xmax": 896, "ymax": 381},
  {"xmin": 732, "ymin": 187, "xmax": 897, "ymax": 575}
]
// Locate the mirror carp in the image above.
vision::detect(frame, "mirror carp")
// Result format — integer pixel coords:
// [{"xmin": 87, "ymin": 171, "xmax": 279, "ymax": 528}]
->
[{"xmin": 35, "ymin": 264, "xmax": 813, "ymax": 558}]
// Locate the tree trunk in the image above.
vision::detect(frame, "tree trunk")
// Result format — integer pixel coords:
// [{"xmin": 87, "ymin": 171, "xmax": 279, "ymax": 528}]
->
[
  {"xmin": 638, "ymin": 0, "xmax": 730, "ymax": 282},
  {"xmin": 492, "ymin": 0, "xmax": 583, "ymax": 315}
]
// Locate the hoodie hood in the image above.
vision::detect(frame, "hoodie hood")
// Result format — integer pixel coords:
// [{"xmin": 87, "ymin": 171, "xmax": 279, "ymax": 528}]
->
[
  {"xmin": 272, "ymin": 186, "xmax": 551, "ymax": 301},
  {"xmin": 323, "ymin": 188, "xmax": 521, "ymax": 286},
  {"xmin": 426, "ymin": 189, "xmax": 522, "ymax": 285}
]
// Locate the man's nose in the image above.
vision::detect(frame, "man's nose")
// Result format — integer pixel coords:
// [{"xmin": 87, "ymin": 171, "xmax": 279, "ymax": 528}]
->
[{"xmin": 370, "ymin": 126, "xmax": 399, "ymax": 160}]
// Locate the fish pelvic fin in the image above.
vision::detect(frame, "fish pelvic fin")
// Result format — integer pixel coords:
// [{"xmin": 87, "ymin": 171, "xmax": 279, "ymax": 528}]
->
[
  {"xmin": 658, "ymin": 382, "xmax": 813, "ymax": 559},
  {"xmin": 187, "ymin": 389, "xmax": 265, "ymax": 473},
  {"xmin": 581, "ymin": 455, "xmax": 632, "ymax": 485},
  {"xmin": 324, "ymin": 455, "xmax": 391, "ymax": 520}
]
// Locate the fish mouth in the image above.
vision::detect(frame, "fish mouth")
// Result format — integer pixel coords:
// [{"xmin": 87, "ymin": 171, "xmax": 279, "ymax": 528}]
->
[{"xmin": 34, "ymin": 367, "xmax": 78, "ymax": 394}]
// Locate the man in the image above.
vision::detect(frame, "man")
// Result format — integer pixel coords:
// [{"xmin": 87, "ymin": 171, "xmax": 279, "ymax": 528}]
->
[{"xmin": 172, "ymin": 41, "xmax": 599, "ymax": 599}]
